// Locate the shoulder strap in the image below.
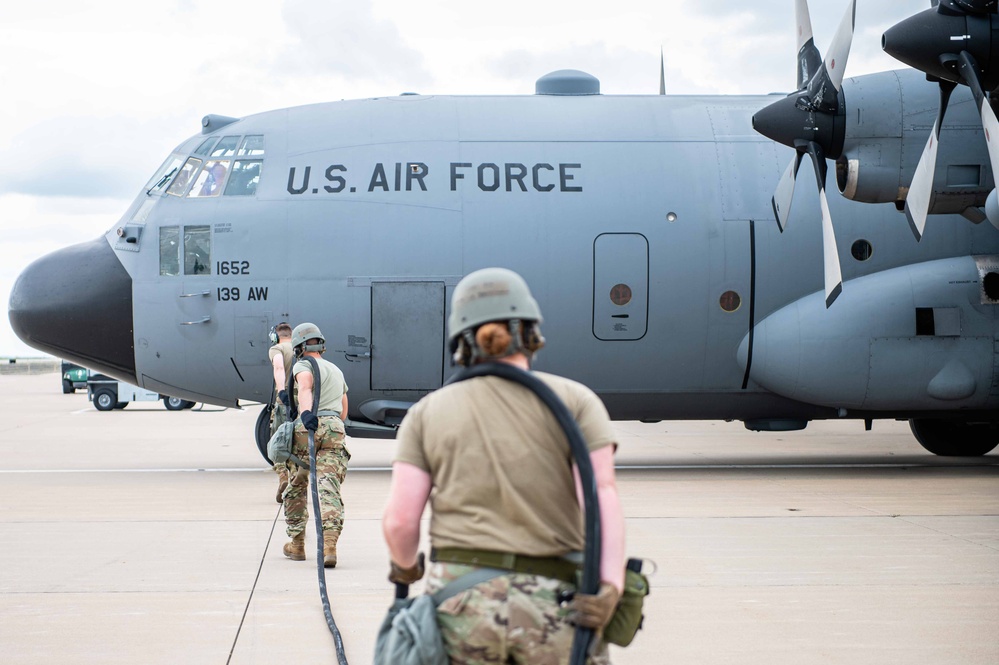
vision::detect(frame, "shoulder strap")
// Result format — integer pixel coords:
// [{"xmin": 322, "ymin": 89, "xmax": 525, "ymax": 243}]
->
[
  {"xmin": 431, "ymin": 567, "xmax": 506, "ymax": 606},
  {"xmin": 289, "ymin": 356, "xmax": 322, "ymax": 419},
  {"xmin": 286, "ymin": 360, "xmax": 298, "ymax": 420},
  {"xmin": 305, "ymin": 356, "xmax": 321, "ymax": 411}
]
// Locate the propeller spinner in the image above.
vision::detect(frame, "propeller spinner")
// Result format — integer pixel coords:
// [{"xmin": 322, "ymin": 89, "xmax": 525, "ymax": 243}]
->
[
  {"xmin": 883, "ymin": 0, "xmax": 999, "ymax": 238},
  {"xmin": 752, "ymin": 0, "xmax": 856, "ymax": 308}
]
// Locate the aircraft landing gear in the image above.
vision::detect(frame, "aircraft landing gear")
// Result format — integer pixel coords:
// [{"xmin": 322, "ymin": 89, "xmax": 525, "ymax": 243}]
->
[
  {"xmin": 909, "ymin": 419, "xmax": 999, "ymax": 457},
  {"xmin": 254, "ymin": 404, "xmax": 275, "ymax": 465}
]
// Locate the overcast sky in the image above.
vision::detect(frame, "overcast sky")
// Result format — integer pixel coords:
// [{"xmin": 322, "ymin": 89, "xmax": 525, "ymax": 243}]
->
[{"xmin": 1, "ymin": 0, "xmax": 928, "ymax": 357}]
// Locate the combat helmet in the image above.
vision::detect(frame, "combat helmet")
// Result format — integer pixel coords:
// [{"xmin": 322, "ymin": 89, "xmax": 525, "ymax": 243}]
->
[
  {"xmin": 448, "ymin": 267, "xmax": 544, "ymax": 365},
  {"xmin": 292, "ymin": 322, "xmax": 326, "ymax": 355}
]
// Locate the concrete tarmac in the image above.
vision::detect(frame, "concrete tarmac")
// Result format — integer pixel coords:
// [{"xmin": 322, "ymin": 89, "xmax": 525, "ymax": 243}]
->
[{"xmin": 0, "ymin": 372, "xmax": 996, "ymax": 664}]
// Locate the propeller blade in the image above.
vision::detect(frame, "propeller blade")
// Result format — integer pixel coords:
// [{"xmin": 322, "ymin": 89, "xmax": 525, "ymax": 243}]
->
[
  {"xmin": 806, "ymin": 0, "xmax": 856, "ymax": 111},
  {"xmin": 772, "ymin": 152, "xmax": 804, "ymax": 232},
  {"xmin": 957, "ymin": 52, "xmax": 999, "ymax": 198},
  {"xmin": 805, "ymin": 142, "xmax": 843, "ymax": 307},
  {"xmin": 904, "ymin": 80, "xmax": 957, "ymax": 241},
  {"xmin": 905, "ymin": 124, "xmax": 942, "ymax": 241},
  {"xmin": 818, "ymin": 185, "xmax": 844, "ymax": 308},
  {"xmin": 795, "ymin": 0, "xmax": 822, "ymax": 90}
]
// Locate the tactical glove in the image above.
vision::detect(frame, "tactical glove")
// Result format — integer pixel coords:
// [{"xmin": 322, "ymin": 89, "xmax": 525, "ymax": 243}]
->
[
  {"xmin": 388, "ymin": 552, "xmax": 425, "ymax": 585},
  {"xmin": 278, "ymin": 390, "xmax": 290, "ymax": 409},
  {"xmin": 568, "ymin": 582, "xmax": 621, "ymax": 630},
  {"xmin": 301, "ymin": 410, "xmax": 319, "ymax": 432}
]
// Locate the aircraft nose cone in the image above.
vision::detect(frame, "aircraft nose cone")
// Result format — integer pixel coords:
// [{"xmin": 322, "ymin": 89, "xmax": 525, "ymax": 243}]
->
[{"xmin": 8, "ymin": 236, "xmax": 136, "ymax": 382}]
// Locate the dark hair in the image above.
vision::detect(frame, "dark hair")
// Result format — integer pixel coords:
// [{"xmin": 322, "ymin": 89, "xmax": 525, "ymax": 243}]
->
[{"xmin": 276, "ymin": 322, "xmax": 293, "ymax": 336}]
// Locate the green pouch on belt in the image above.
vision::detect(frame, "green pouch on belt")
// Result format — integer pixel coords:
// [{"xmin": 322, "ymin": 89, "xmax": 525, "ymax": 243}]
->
[{"xmin": 602, "ymin": 558, "xmax": 651, "ymax": 647}]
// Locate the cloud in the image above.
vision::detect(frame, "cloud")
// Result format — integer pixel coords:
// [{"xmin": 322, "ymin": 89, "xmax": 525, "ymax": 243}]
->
[
  {"xmin": 680, "ymin": 0, "xmax": 930, "ymax": 91},
  {"xmin": 277, "ymin": 0, "xmax": 433, "ymax": 89},
  {"xmin": 0, "ymin": 115, "xmax": 192, "ymax": 199}
]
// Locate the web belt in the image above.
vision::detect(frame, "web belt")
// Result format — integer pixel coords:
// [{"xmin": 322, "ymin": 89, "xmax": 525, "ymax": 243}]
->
[{"xmin": 430, "ymin": 547, "xmax": 580, "ymax": 585}]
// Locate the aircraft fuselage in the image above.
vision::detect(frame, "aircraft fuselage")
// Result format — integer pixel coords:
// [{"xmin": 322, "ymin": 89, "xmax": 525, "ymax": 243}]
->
[{"xmin": 9, "ymin": 68, "xmax": 999, "ymax": 438}]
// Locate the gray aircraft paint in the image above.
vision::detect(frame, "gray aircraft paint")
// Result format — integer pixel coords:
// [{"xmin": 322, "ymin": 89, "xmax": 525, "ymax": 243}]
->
[{"xmin": 9, "ymin": 68, "xmax": 999, "ymax": 438}]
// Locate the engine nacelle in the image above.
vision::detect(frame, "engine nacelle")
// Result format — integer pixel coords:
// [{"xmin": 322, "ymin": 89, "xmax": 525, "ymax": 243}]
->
[
  {"xmin": 835, "ymin": 69, "xmax": 994, "ymax": 214},
  {"xmin": 738, "ymin": 255, "xmax": 999, "ymax": 412}
]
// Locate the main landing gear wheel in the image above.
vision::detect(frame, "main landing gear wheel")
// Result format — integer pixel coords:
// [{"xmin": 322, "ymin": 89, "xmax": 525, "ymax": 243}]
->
[
  {"xmin": 93, "ymin": 390, "xmax": 116, "ymax": 411},
  {"xmin": 909, "ymin": 419, "xmax": 999, "ymax": 457},
  {"xmin": 255, "ymin": 404, "xmax": 275, "ymax": 465}
]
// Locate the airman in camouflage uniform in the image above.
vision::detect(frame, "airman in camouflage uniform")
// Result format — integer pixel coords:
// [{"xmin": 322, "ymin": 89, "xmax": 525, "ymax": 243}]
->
[
  {"xmin": 383, "ymin": 269, "xmax": 626, "ymax": 664},
  {"xmin": 282, "ymin": 322, "xmax": 350, "ymax": 568},
  {"xmin": 268, "ymin": 322, "xmax": 295, "ymax": 503}
]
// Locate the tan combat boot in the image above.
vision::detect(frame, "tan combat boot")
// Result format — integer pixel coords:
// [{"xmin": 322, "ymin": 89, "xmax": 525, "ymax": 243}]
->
[
  {"xmin": 323, "ymin": 531, "xmax": 339, "ymax": 568},
  {"xmin": 283, "ymin": 532, "xmax": 305, "ymax": 561}
]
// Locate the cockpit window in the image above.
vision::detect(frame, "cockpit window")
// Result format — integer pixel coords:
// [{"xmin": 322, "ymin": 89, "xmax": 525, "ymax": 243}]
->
[
  {"xmin": 146, "ymin": 155, "xmax": 184, "ymax": 195},
  {"xmin": 225, "ymin": 160, "xmax": 262, "ymax": 196},
  {"xmin": 188, "ymin": 160, "xmax": 229, "ymax": 198},
  {"xmin": 167, "ymin": 157, "xmax": 203, "ymax": 196},
  {"xmin": 132, "ymin": 199, "xmax": 157, "ymax": 223},
  {"xmin": 194, "ymin": 138, "xmax": 217, "ymax": 157},
  {"xmin": 211, "ymin": 136, "xmax": 240, "ymax": 158},
  {"xmin": 147, "ymin": 134, "xmax": 263, "ymax": 202},
  {"xmin": 238, "ymin": 135, "xmax": 264, "ymax": 156},
  {"xmin": 159, "ymin": 226, "xmax": 180, "ymax": 276},
  {"xmin": 184, "ymin": 225, "xmax": 211, "ymax": 275}
]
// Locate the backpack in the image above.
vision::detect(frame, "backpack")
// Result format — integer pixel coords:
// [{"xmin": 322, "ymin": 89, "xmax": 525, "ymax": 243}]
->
[
  {"xmin": 266, "ymin": 420, "xmax": 304, "ymax": 467},
  {"xmin": 374, "ymin": 568, "xmax": 504, "ymax": 665}
]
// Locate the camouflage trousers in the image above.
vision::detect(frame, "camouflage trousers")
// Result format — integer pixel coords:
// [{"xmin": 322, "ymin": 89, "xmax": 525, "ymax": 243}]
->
[
  {"xmin": 425, "ymin": 562, "xmax": 611, "ymax": 665},
  {"xmin": 283, "ymin": 417, "xmax": 350, "ymax": 538},
  {"xmin": 270, "ymin": 404, "xmax": 291, "ymax": 485}
]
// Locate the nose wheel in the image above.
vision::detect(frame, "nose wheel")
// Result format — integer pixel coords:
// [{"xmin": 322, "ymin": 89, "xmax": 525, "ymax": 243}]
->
[{"xmin": 163, "ymin": 396, "xmax": 195, "ymax": 410}]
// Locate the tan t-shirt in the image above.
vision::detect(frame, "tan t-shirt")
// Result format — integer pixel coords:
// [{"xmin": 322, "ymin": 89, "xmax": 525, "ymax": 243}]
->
[
  {"xmin": 394, "ymin": 372, "xmax": 615, "ymax": 557},
  {"xmin": 293, "ymin": 357, "xmax": 348, "ymax": 415},
  {"xmin": 268, "ymin": 341, "xmax": 295, "ymax": 390}
]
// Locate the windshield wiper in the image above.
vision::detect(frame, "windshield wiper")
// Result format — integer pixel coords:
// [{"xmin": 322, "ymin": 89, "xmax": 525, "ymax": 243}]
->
[{"xmin": 148, "ymin": 167, "xmax": 178, "ymax": 195}]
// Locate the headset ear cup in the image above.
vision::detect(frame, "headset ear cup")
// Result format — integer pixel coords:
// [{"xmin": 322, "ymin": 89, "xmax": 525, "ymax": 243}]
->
[
  {"xmin": 453, "ymin": 336, "xmax": 473, "ymax": 366},
  {"xmin": 524, "ymin": 323, "xmax": 545, "ymax": 353}
]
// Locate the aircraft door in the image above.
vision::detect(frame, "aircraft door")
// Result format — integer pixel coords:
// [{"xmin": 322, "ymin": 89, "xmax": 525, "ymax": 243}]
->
[
  {"xmin": 593, "ymin": 233, "xmax": 649, "ymax": 341},
  {"xmin": 370, "ymin": 281, "xmax": 445, "ymax": 390}
]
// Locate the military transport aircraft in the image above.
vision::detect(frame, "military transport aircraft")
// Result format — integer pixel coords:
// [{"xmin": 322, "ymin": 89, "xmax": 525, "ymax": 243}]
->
[{"xmin": 8, "ymin": 0, "xmax": 999, "ymax": 456}]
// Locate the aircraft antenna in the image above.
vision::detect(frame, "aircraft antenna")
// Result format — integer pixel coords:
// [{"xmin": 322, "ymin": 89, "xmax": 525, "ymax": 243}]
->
[{"xmin": 660, "ymin": 47, "xmax": 666, "ymax": 95}]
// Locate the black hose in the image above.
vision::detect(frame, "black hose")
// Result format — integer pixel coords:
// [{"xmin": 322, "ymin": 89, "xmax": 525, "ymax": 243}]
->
[
  {"xmin": 301, "ymin": 357, "xmax": 349, "ymax": 665},
  {"xmin": 448, "ymin": 362, "xmax": 600, "ymax": 665}
]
